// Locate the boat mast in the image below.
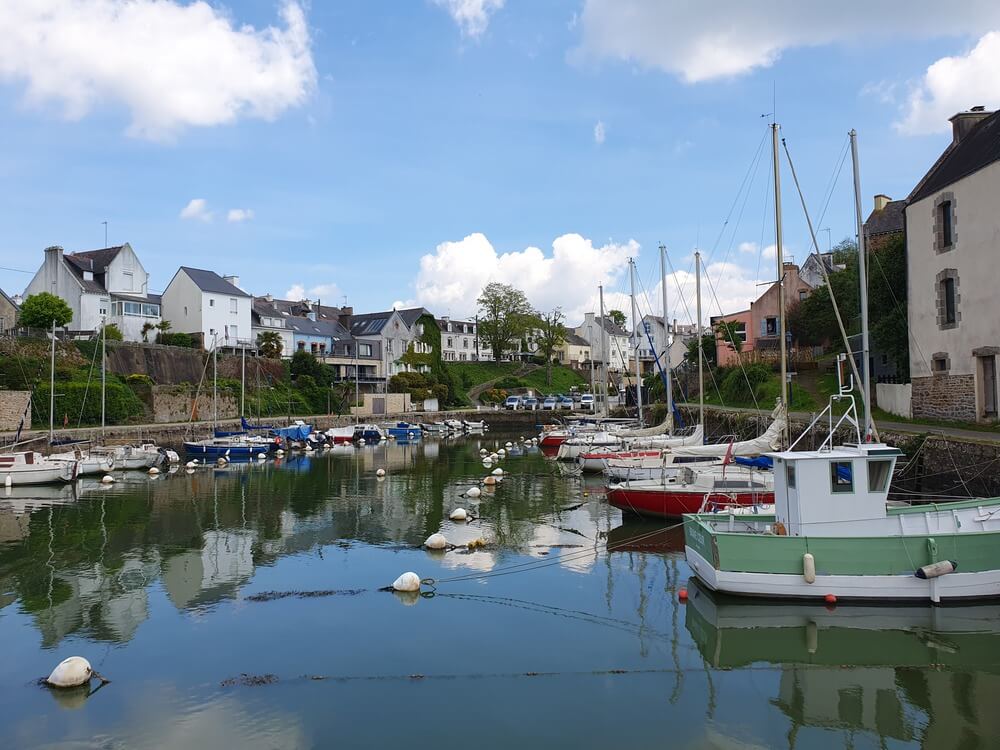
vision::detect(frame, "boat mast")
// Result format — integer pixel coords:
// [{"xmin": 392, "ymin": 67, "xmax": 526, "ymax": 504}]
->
[
  {"xmin": 695, "ymin": 251, "xmax": 704, "ymax": 432},
  {"xmin": 212, "ymin": 336, "xmax": 218, "ymax": 429},
  {"xmin": 659, "ymin": 244, "xmax": 673, "ymax": 433},
  {"xmin": 629, "ymin": 258, "xmax": 643, "ymax": 425},
  {"xmin": 772, "ymin": 122, "xmax": 790, "ymax": 447},
  {"xmin": 49, "ymin": 319, "xmax": 55, "ymax": 444},
  {"xmin": 240, "ymin": 344, "xmax": 246, "ymax": 418},
  {"xmin": 595, "ymin": 284, "xmax": 610, "ymax": 414},
  {"xmin": 850, "ymin": 129, "xmax": 873, "ymax": 440},
  {"xmin": 101, "ymin": 317, "xmax": 106, "ymax": 439}
]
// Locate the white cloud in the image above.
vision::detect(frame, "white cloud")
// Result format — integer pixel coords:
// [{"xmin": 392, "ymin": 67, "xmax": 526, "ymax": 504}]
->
[
  {"xmin": 410, "ymin": 232, "xmax": 638, "ymax": 323},
  {"xmin": 898, "ymin": 31, "xmax": 1000, "ymax": 134},
  {"xmin": 573, "ymin": 1, "xmax": 1000, "ymax": 83},
  {"xmin": 593, "ymin": 120, "xmax": 606, "ymax": 145},
  {"xmin": 227, "ymin": 208, "xmax": 255, "ymax": 223},
  {"xmin": 0, "ymin": 1, "xmax": 316, "ymax": 140},
  {"xmin": 283, "ymin": 282, "xmax": 342, "ymax": 303},
  {"xmin": 736, "ymin": 241, "xmax": 777, "ymax": 260},
  {"xmin": 432, "ymin": 0, "xmax": 505, "ymax": 38},
  {"xmin": 179, "ymin": 198, "xmax": 212, "ymax": 222}
]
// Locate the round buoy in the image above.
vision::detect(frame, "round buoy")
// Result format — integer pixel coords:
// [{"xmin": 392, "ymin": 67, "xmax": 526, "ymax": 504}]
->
[
  {"xmin": 824, "ymin": 593, "xmax": 837, "ymax": 604},
  {"xmin": 465, "ymin": 486, "xmax": 482, "ymax": 498},
  {"xmin": 449, "ymin": 508, "xmax": 468, "ymax": 522},
  {"xmin": 497, "ymin": 448, "xmax": 506, "ymax": 457},
  {"xmin": 678, "ymin": 588, "xmax": 688, "ymax": 602},
  {"xmin": 185, "ymin": 461, "xmax": 196, "ymax": 468},
  {"xmin": 376, "ymin": 468, "xmax": 386, "ymax": 478},
  {"xmin": 489, "ymin": 453, "xmax": 499, "ymax": 461},
  {"xmin": 276, "ymin": 449, "xmax": 285, "ymax": 457},
  {"xmin": 392, "ymin": 572, "xmax": 421, "ymax": 592},
  {"xmin": 100, "ymin": 475, "xmax": 114, "ymax": 484},
  {"xmin": 257, "ymin": 453, "xmax": 267, "ymax": 460},
  {"xmin": 185, "ymin": 468, "xmax": 195, "ymax": 475},
  {"xmin": 148, "ymin": 467, "xmax": 160, "ymax": 476},
  {"xmin": 505, "ymin": 441, "xmax": 513, "ymax": 448},
  {"xmin": 491, "ymin": 467, "xmax": 503, "ymax": 476},
  {"xmin": 424, "ymin": 533, "xmax": 448, "ymax": 550},
  {"xmin": 483, "ymin": 476, "xmax": 497, "ymax": 486},
  {"xmin": 46, "ymin": 657, "xmax": 96, "ymax": 688},
  {"xmin": 582, "ymin": 491, "xmax": 589, "ymax": 497},
  {"xmin": 479, "ymin": 448, "xmax": 488, "ymax": 456}
]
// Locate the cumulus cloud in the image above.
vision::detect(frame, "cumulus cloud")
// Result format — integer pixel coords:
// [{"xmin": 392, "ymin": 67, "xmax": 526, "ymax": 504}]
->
[
  {"xmin": 737, "ymin": 241, "xmax": 777, "ymax": 260},
  {"xmin": 898, "ymin": 31, "xmax": 1000, "ymax": 134},
  {"xmin": 180, "ymin": 198, "xmax": 212, "ymax": 222},
  {"xmin": 227, "ymin": 209, "xmax": 255, "ymax": 223},
  {"xmin": 0, "ymin": 0, "xmax": 316, "ymax": 140},
  {"xmin": 573, "ymin": 0, "xmax": 1000, "ymax": 83},
  {"xmin": 432, "ymin": 0, "xmax": 505, "ymax": 38},
  {"xmin": 593, "ymin": 120, "xmax": 606, "ymax": 145},
  {"xmin": 409, "ymin": 232, "xmax": 639, "ymax": 324},
  {"xmin": 283, "ymin": 282, "xmax": 342, "ymax": 303}
]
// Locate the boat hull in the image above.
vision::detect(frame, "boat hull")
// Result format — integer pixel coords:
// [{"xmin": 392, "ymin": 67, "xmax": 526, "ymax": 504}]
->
[
  {"xmin": 608, "ymin": 487, "xmax": 773, "ymax": 519},
  {"xmin": 183, "ymin": 442, "xmax": 271, "ymax": 458},
  {"xmin": 0, "ymin": 465, "xmax": 74, "ymax": 485}
]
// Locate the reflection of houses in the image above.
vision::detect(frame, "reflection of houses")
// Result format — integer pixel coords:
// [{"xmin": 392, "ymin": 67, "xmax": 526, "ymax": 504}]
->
[
  {"xmin": 23, "ymin": 244, "xmax": 162, "ymax": 340},
  {"xmin": 160, "ymin": 529, "xmax": 256, "ymax": 610}
]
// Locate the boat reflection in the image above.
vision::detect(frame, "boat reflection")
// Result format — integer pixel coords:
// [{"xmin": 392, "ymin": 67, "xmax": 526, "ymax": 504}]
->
[
  {"xmin": 685, "ymin": 581, "xmax": 1000, "ymax": 746},
  {"xmin": 606, "ymin": 518, "xmax": 684, "ymax": 554}
]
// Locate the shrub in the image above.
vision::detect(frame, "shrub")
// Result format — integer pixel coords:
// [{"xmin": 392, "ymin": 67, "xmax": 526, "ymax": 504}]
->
[
  {"xmin": 719, "ymin": 363, "xmax": 772, "ymax": 404},
  {"xmin": 480, "ymin": 388, "xmax": 507, "ymax": 405},
  {"xmin": 495, "ymin": 376, "xmax": 523, "ymax": 390},
  {"xmin": 157, "ymin": 332, "xmax": 197, "ymax": 348},
  {"xmin": 126, "ymin": 373, "xmax": 154, "ymax": 386},
  {"xmin": 102, "ymin": 323, "xmax": 124, "ymax": 341}
]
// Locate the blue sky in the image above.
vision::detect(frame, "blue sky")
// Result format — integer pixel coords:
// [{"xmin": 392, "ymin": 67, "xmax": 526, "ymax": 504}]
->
[{"xmin": 1, "ymin": 1, "xmax": 997, "ymax": 326}]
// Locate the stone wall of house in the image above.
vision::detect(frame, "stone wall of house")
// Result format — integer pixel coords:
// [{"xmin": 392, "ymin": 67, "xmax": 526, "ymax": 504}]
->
[
  {"xmin": 911, "ymin": 375, "xmax": 976, "ymax": 421},
  {"xmin": 0, "ymin": 391, "xmax": 31, "ymax": 431},
  {"xmin": 150, "ymin": 386, "xmax": 238, "ymax": 424}
]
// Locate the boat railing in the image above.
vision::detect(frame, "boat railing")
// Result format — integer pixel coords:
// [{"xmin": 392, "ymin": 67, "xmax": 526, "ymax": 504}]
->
[{"xmin": 788, "ymin": 353, "xmax": 862, "ymax": 452}]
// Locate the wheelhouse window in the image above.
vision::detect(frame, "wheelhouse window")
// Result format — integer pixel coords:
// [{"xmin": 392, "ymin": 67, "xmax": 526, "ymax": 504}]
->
[
  {"xmin": 786, "ymin": 462, "xmax": 796, "ymax": 488},
  {"xmin": 867, "ymin": 460, "xmax": 892, "ymax": 493},
  {"xmin": 830, "ymin": 461, "xmax": 854, "ymax": 493}
]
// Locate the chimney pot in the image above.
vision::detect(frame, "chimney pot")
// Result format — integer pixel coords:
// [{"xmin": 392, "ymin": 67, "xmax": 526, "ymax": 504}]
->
[
  {"xmin": 223, "ymin": 274, "xmax": 241, "ymax": 290},
  {"xmin": 949, "ymin": 107, "xmax": 993, "ymax": 144},
  {"xmin": 873, "ymin": 194, "xmax": 891, "ymax": 212}
]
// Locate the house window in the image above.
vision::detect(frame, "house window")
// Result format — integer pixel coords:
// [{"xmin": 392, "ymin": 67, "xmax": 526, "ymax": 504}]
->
[
  {"xmin": 359, "ymin": 343, "xmax": 372, "ymax": 357},
  {"xmin": 936, "ymin": 270, "xmax": 960, "ymax": 330},
  {"xmin": 830, "ymin": 461, "xmax": 854, "ymax": 493},
  {"xmin": 387, "ymin": 340, "xmax": 393, "ymax": 354},
  {"xmin": 297, "ymin": 341, "xmax": 305, "ymax": 351},
  {"xmin": 463, "ymin": 339, "xmax": 469, "ymax": 348},
  {"xmin": 868, "ymin": 460, "xmax": 892, "ymax": 493},
  {"xmin": 943, "ymin": 278, "xmax": 956, "ymax": 325},
  {"xmin": 447, "ymin": 337, "xmax": 453, "ymax": 348},
  {"xmin": 940, "ymin": 201, "xmax": 953, "ymax": 248},
  {"xmin": 209, "ymin": 299, "xmax": 215, "ymax": 307},
  {"xmin": 765, "ymin": 317, "xmax": 778, "ymax": 337},
  {"xmin": 142, "ymin": 303, "xmax": 159, "ymax": 317},
  {"xmin": 230, "ymin": 298, "xmax": 238, "ymax": 313},
  {"xmin": 311, "ymin": 342, "xmax": 318, "ymax": 353},
  {"xmin": 932, "ymin": 353, "xmax": 950, "ymax": 373},
  {"xmin": 799, "ymin": 290, "xmax": 808, "ymax": 302},
  {"xmin": 786, "ymin": 462, "xmax": 796, "ymax": 489},
  {"xmin": 123, "ymin": 271, "xmax": 134, "ymax": 291}
]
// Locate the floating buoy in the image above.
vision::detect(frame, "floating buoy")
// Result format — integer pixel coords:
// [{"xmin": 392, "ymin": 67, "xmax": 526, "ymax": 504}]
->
[
  {"xmin": 376, "ymin": 468, "xmax": 386, "ymax": 478},
  {"xmin": 185, "ymin": 468, "xmax": 195, "ymax": 475},
  {"xmin": 479, "ymin": 448, "xmax": 488, "ymax": 456},
  {"xmin": 46, "ymin": 656, "xmax": 102, "ymax": 688},
  {"xmin": 491, "ymin": 468, "xmax": 503, "ymax": 476},
  {"xmin": 582, "ymin": 491, "xmax": 589, "ymax": 497},
  {"xmin": 276, "ymin": 449, "xmax": 285, "ymax": 457},
  {"xmin": 449, "ymin": 508, "xmax": 468, "ymax": 522},
  {"xmin": 392, "ymin": 572, "xmax": 421, "ymax": 592},
  {"xmin": 483, "ymin": 476, "xmax": 497, "ymax": 486},
  {"xmin": 678, "ymin": 588, "xmax": 688, "ymax": 602},
  {"xmin": 466, "ymin": 537, "xmax": 487, "ymax": 550},
  {"xmin": 489, "ymin": 453, "xmax": 499, "ymax": 461},
  {"xmin": 148, "ymin": 467, "xmax": 160, "ymax": 476},
  {"xmin": 803, "ymin": 553, "xmax": 816, "ymax": 584},
  {"xmin": 505, "ymin": 441, "xmax": 513, "ymax": 448},
  {"xmin": 100, "ymin": 475, "xmax": 114, "ymax": 484},
  {"xmin": 185, "ymin": 460, "xmax": 196, "ymax": 468},
  {"xmin": 424, "ymin": 533, "xmax": 448, "ymax": 550},
  {"xmin": 824, "ymin": 593, "xmax": 837, "ymax": 605},
  {"xmin": 216, "ymin": 458, "xmax": 227, "ymax": 466},
  {"xmin": 464, "ymin": 486, "xmax": 482, "ymax": 498},
  {"xmin": 257, "ymin": 453, "xmax": 267, "ymax": 460},
  {"xmin": 497, "ymin": 448, "xmax": 506, "ymax": 457}
]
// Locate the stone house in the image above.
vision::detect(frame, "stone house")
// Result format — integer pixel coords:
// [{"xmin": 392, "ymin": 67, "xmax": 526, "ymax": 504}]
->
[
  {"xmin": 905, "ymin": 106, "xmax": 1000, "ymax": 422},
  {"xmin": 0, "ymin": 288, "xmax": 19, "ymax": 333}
]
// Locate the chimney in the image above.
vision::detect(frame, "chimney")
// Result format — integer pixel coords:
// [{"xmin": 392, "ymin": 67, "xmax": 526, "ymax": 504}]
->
[
  {"xmin": 223, "ymin": 274, "xmax": 241, "ymax": 290},
  {"xmin": 950, "ymin": 106, "xmax": 992, "ymax": 144},
  {"xmin": 873, "ymin": 194, "xmax": 891, "ymax": 212},
  {"xmin": 263, "ymin": 293, "xmax": 273, "ymax": 303},
  {"xmin": 44, "ymin": 245, "xmax": 64, "ymax": 260},
  {"xmin": 341, "ymin": 305, "xmax": 353, "ymax": 317}
]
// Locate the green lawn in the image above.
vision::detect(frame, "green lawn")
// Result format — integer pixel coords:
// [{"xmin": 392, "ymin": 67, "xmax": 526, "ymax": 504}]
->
[
  {"xmin": 520, "ymin": 366, "xmax": 586, "ymax": 394},
  {"xmin": 700, "ymin": 372, "xmax": 819, "ymax": 412},
  {"xmin": 446, "ymin": 361, "xmax": 585, "ymax": 398}
]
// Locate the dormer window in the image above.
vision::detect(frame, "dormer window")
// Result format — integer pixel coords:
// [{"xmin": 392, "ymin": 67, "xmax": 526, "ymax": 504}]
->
[{"xmin": 830, "ymin": 461, "xmax": 854, "ymax": 493}]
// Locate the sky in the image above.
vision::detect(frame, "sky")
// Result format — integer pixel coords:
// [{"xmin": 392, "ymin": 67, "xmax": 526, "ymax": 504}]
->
[{"xmin": 0, "ymin": 0, "xmax": 998, "ymax": 329}]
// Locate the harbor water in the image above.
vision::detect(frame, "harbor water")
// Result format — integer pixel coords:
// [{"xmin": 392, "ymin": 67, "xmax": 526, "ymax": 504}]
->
[{"xmin": 1, "ymin": 433, "xmax": 998, "ymax": 748}]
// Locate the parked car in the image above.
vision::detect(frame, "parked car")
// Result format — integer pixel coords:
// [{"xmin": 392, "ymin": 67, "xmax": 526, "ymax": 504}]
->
[
  {"xmin": 523, "ymin": 397, "xmax": 539, "ymax": 410},
  {"xmin": 580, "ymin": 393, "xmax": 595, "ymax": 410},
  {"xmin": 504, "ymin": 396, "xmax": 522, "ymax": 410},
  {"xmin": 542, "ymin": 396, "xmax": 558, "ymax": 410},
  {"xmin": 559, "ymin": 396, "xmax": 574, "ymax": 410}
]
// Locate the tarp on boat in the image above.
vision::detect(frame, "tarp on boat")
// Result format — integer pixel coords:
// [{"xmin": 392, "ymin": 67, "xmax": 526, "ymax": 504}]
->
[
  {"xmin": 272, "ymin": 424, "xmax": 312, "ymax": 441},
  {"xmin": 733, "ymin": 455, "xmax": 773, "ymax": 470}
]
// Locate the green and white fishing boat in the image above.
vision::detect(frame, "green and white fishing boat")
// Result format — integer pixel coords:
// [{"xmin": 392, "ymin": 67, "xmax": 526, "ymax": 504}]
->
[{"xmin": 683, "ymin": 127, "xmax": 1000, "ymax": 605}]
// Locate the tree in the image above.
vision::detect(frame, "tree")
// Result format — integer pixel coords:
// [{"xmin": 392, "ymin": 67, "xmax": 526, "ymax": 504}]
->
[
  {"xmin": 102, "ymin": 323, "xmax": 123, "ymax": 341},
  {"xmin": 607, "ymin": 309, "xmax": 627, "ymax": 330},
  {"xmin": 477, "ymin": 282, "xmax": 533, "ymax": 363},
  {"xmin": 156, "ymin": 320, "xmax": 172, "ymax": 334},
  {"xmin": 18, "ymin": 292, "xmax": 72, "ymax": 330},
  {"xmin": 867, "ymin": 235, "xmax": 909, "ymax": 379},
  {"xmin": 257, "ymin": 330, "xmax": 283, "ymax": 359},
  {"xmin": 714, "ymin": 320, "xmax": 744, "ymax": 354},
  {"xmin": 141, "ymin": 322, "xmax": 155, "ymax": 342},
  {"xmin": 533, "ymin": 308, "xmax": 567, "ymax": 386},
  {"xmin": 290, "ymin": 350, "xmax": 330, "ymax": 386},
  {"xmin": 685, "ymin": 333, "xmax": 717, "ymax": 369}
]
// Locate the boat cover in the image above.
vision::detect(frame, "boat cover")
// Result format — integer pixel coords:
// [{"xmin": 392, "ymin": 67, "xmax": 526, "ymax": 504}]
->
[{"xmin": 272, "ymin": 424, "xmax": 312, "ymax": 441}]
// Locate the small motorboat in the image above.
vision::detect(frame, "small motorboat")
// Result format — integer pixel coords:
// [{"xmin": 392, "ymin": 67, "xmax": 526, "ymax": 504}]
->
[
  {"xmin": 183, "ymin": 437, "xmax": 273, "ymax": 459},
  {"xmin": 325, "ymin": 425, "xmax": 358, "ymax": 444},
  {"xmin": 463, "ymin": 420, "xmax": 487, "ymax": 432},
  {"xmin": 92, "ymin": 443, "xmax": 165, "ymax": 470},
  {"xmin": 386, "ymin": 422, "xmax": 422, "ymax": 439},
  {"xmin": 49, "ymin": 447, "xmax": 115, "ymax": 476}
]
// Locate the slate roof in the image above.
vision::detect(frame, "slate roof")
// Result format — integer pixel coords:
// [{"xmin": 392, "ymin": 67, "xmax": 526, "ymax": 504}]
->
[
  {"xmin": 864, "ymin": 200, "xmax": 906, "ymax": 237},
  {"xmin": 0, "ymin": 287, "xmax": 18, "ymax": 309},
  {"xmin": 564, "ymin": 332, "xmax": 591, "ymax": 347},
  {"xmin": 396, "ymin": 307, "xmax": 430, "ymax": 327},
  {"xmin": 594, "ymin": 316, "xmax": 628, "ymax": 337},
  {"xmin": 908, "ymin": 110, "xmax": 1000, "ymax": 204},
  {"xmin": 66, "ymin": 246, "xmax": 123, "ymax": 274},
  {"xmin": 112, "ymin": 291, "xmax": 162, "ymax": 305},
  {"xmin": 179, "ymin": 267, "xmax": 250, "ymax": 297},
  {"xmin": 347, "ymin": 311, "xmax": 391, "ymax": 336}
]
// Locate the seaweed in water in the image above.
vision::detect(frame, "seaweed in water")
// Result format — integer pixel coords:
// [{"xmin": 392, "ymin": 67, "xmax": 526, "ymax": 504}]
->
[
  {"xmin": 220, "ymin": 673, "xmax": 279, "ymax": 687},
  {"xmin": 245, "ymin": 589, "xmax": 365, "ymax": 602}
]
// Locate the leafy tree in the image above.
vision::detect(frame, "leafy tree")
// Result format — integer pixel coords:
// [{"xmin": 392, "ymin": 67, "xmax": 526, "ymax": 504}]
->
[
  {"xmin": 714, "ymin": 320, "xmax": 744, "ymax": 354},
  {"xmin": 19, "ymin": 292, "xmax": 73, "ymax": 329},
  {"xmin": 257, "ymin": 330, "xmax": 283, "ymax": 359},
  {"xmin": 685, "ymin": 333, "xmax": 717, "ymax": 369},
  {"xmin": 103, "ymin": 323, "xmax": 124, "ymax": 341},
  {"xmin": 533, "ymin": 308, "xmax": 567, "ymax": 386},
  {"xmin": 867, "ymin": 235, "xmax": 909, "ymax": 379},
  {"xmin": 290, "ymin": 350, "xmax": 331, "ymax": 387},
  {"xmin": 156, "ymin": 320, "xmax": 172, "ymax": 333},
  {"xmin": 607, "ymin": 309, "xmax": 627, "ymax": 330},
  {"xmin": 141, "ymin": 322, "xmax": 155, "ymax": 342},
  {"xmin": 477, "ymin": 282, "xmax": 533, "ymax": 363}
]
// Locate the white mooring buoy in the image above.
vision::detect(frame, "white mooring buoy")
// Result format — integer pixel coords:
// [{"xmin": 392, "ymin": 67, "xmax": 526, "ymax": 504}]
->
[
  {"xmin": 464, "ymin": 486, "xmax": 482, "ymax": 498},
  {"xmin": 100, "ymin": 475, "xmax": 114, "ymax": 484},
  {"xmin": 148, "ymin": 467, "xmax": 160, "ymax": 476},
  {"xmin": 376, "ymin": 468, "xmax": 386, "ymax": 478},
  {"xmin": 492, "ymin": 467, "xmax": 504, "ymax": 476},
  {"xmin": 46, "ymin": 657, "xmax": 100, "ymax": 688},
  {"xmin": 424, "ymin": 533, "xmax": 448, "ymax": 550},
  {"xmin": 449, "ymin": 508, "xmax": 468, "ymax": 522},
  {"xmin": 483, "ymin": 475, "xmax": 497, "ymax": 486},
  {"xmin": 392, "ymin": 572, "xmax": 421, "ymax": 592}
]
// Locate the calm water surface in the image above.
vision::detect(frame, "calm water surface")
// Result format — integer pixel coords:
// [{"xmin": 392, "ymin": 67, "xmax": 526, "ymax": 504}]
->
[{"xmin": 1, "ymin": 434, "xmax": 998, "ymax": 749}]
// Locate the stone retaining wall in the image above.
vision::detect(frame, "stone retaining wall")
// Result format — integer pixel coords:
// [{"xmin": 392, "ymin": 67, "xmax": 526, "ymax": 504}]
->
[
  {"xmin": 0, "ymin": 390, "xmax": 31, "ymax": 431},
  {"xmin": 911, "ymin": 374, "xmax": 976, "ymax": 421},
  {"xmin": 151, "ymin": 386, "xmax": 239, "ymax": 423}
]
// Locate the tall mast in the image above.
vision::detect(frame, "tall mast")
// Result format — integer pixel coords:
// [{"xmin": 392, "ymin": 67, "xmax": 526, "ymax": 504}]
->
[
  {"xmin": 629, "ymin": 258, "xmax": 643, "ymax": 424},
  {"xmin": 659, "ymin": 244, "xmax": 673, "ymax": 433},
  {"xmin": 49, "ymin": 319, "xmax": 56, "ymax": 444},
  {"xmin": 599, "ymin": 285, "xmax": 608, "ymax": 416},
  {"xmin": 850, "ymin": 130, "xmax": 874, "ymax": 439},
  {"xmin": 101, "ymin": 317, "xmax": 106, "ymax": 438},
  {"xmin": 772, "ymin": 122, "xmax": 790, "ymax": 447},
  {"xmin": 212, "ymin": 336, "xmax": 218, "ymax": 429},
  {"xmin": 695, "ymin": 251, "xmax": 704, "ymax": 432}
]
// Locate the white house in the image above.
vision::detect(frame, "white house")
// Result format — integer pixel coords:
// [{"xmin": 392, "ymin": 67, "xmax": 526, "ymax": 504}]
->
[
  {"xmin": 438, "ymin": 316, "xmax": 482, "ymax": 361},
  {"xmin": 631, "ymin": 314, "xmax": 690, "ymax": 376},
  {"xmin": 347, "ymin": 307, "xmax": 432, "ymax": 377},
  {"xmin": 575, "ymin": 313, "xmax": 630, "ymax": 373},
  {"xmin": 905, "ymin": 106, "xmax": 1000, "ymax": 423},
  {"xmin": 161, "ymin": 267, "xmax": 252, "ymax": 350},
  {"xmin": 23, "ymin": 244, "xmax": 161, "ymax": 340}
]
